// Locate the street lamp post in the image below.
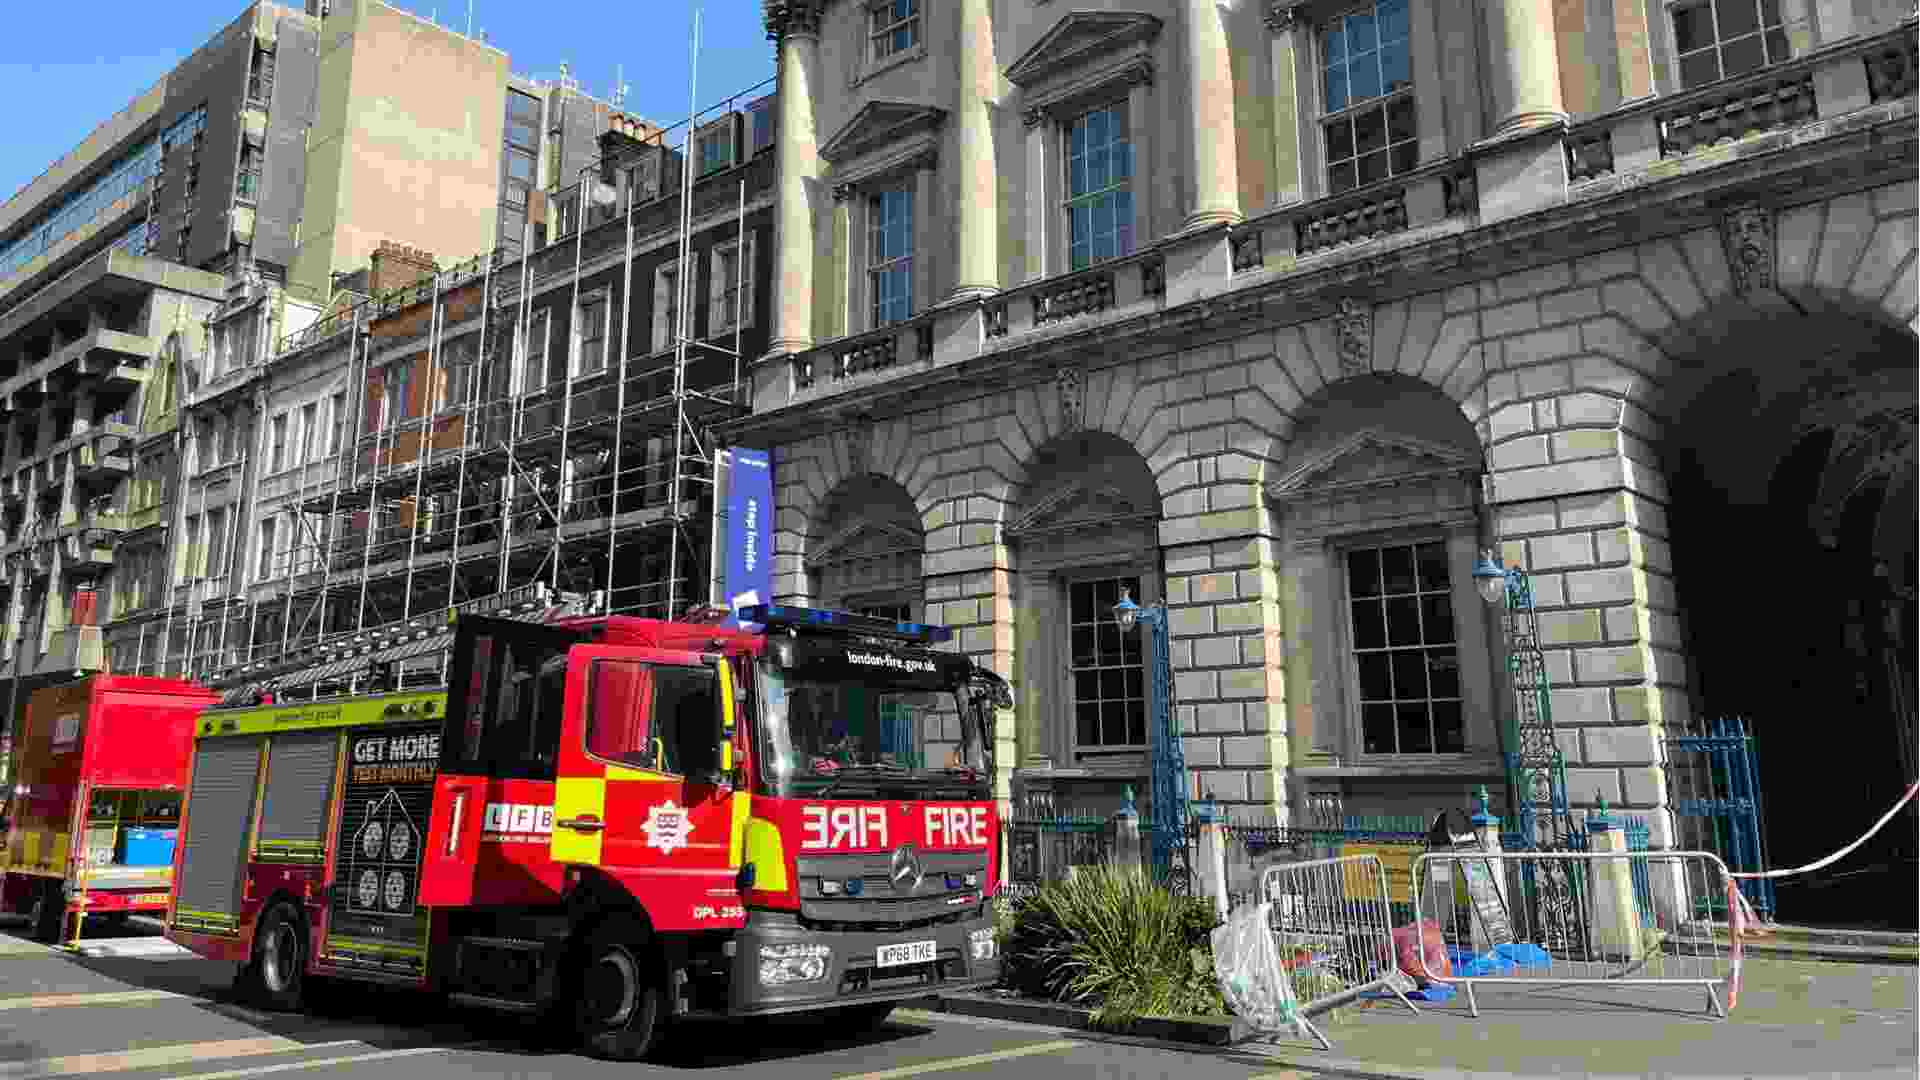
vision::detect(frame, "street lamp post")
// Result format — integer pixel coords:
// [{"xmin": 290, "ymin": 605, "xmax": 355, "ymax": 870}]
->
[
  {"xmin": 1470, "ymin": 548, "xmax": 1572, "ymax": 851},
  {"xmin": 1113, "ymin": 586, "xmax": 1188, "ymax": 882}
]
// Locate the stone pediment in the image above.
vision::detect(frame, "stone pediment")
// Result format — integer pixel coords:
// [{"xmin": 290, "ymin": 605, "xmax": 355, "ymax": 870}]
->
[
  {"xmin": 819, "ymin": 101, "xmax": 947, "ymax": 166},
  {"xmin": 1005, "ymin": 12, "xmax": 1163, "ymax": 89},
  {"xmin": 1267, "ymin": 429, "xmax": 1482, "ymax": 502},
  {"xmin": 1006, "ymin": 480, "xmax": 1155, "ymax": 539},
  {"xmin": 805, "ymin": 516, "xmax": 924, "ymax": 568}
]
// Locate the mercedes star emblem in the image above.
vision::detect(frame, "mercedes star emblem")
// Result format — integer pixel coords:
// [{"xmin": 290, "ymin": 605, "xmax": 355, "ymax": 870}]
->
[{"xmin": 889, "ymin": 843, "xmax": 923, "ymax": 892}]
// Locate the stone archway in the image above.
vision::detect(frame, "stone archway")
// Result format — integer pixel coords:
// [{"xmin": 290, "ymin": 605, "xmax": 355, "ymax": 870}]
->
[
  {"xmin": 803, "ymin": 473, "xmax": 927, "ymax": 616},
  {"xmin": 1661, "ymin": 307, "xmax": 1917, "ymax": 928}
]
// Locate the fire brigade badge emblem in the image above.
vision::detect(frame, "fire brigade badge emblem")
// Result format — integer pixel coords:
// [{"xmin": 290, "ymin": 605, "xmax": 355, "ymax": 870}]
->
[{"xmin": 642, "ymin": 801, "xmax": 694, "ymax": 855}]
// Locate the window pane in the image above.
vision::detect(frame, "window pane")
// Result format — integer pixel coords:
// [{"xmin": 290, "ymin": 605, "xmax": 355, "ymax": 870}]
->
[
  {"xmin": 1114, "ymin": 190, "xmax": 1135, "ymax": 258},
  {"xmin": 1386, "ymin": 596, "xmax": 1422, "ymax": 646},
  {"xmin": 1348, "ymin": 10, "xmax": 1378, "ymax": 53},
  {"xmin": 1381, "ymin": 41, "xmax": 1411, "ymax": 92},
  {"xmin": 1124, "ymin": 667, "xmax": 1144, "ymax": 700},
  {"xmin": 1352, "ymin": 599, "xmax": 1386, "ymax": 649},
  {"xmin": 1432, "ymin": 700, "xmax": 1465, "ymax": 753},
  {"xmin": 507, "ymin": 152, "xmax": 535, "ymax": 184},
  {"xmin": 1378, "ymin": 0, "xmax": 1411, "ymax": 43},
  {"xmin": 1077, "ymin": 703, "xmax": 1100, "ymax": 747},
  {"xmin": 1096, "ymin": 621, "xmax": 1122, "ymax": 663},
  {"xmin": 1324, "ymin": 65, "xmax": 1348, "ymax": 113},
  {"xmin": 1358, "ymin": 150, "xmax": 1389, "ymax": 187},
  {"xmin": 1427, "ymin": 648, "xmax": 1461, "ymax": 699},
  {"xmin": 1325, "ymin": 117, "xmax": 1355, "ymax": 162},
  {"xmin": 1071, "ymin": 584, "xmax": 1092, "ymax": 623},
  {"xmin": 1355, "ymin": 107, "xmax": 1387, "ymax": 154},
  {"xmin": 1103, "ymin": 702, "xmax": 1129, "ymax": 746},
  {"xmin": 1397, "ymin": 702, "xmax": 1433, "ymax": 753},
  {"xmin": 1328, "ymin": 161, "xmax": 1357, "ymax": 194},
  {"xmin": 1127, "ymin": 701, "xmax": 1147, "ymax": 746},
  {"xmin": 1100, "ymin": 668, "xmax": 1126, "ymax": 701},
  {"xmin": 1764, "ymin": 27, "xmax": 1790, "ymax": 63},
  {"xmin": 1679, "ymin": 49, "xmax": 1720, "ymax": 89},
  {"xmin": 1721, "ymin": 34, "xmax": 1765, "ymax": 77},
  {"xmin": 1759, "ymin": 0, "xmax": 1782, "ymax": 25},
  {"xmin": 1415, "ymin": 541, "xmax": 1448, "ymax": 591},
  {"xmin": 1347, "ymin": 549, "xmax": 1381, "ymax": 597},
  {"xmin": 1363, "ymin": 703, "xmax": 1396, "ymax": 753},
  {"xmin": 1075, "ymin": 669, "xmax": 1099, "ymax": 702},
  {"xmin": 1672, "ymin": 3, "xmax": 1716, "ymax": 53},
  {"xmin": 1390, "ymin": 649, "xmax": 1427, "ymax": 699},
  {"xmin": 1387, "ymin": 97, "xmax": 1418, "ymax": 144},
  {"xmin": 1715, "ymin": 0, "xmax": 1760, "ymax": 37},
  {"xmin": 1357, "ymin": 651, "xmax": 1392, "ymax": 700},
  {"xmin": 1348, "ymin": 51, "xmax": 1382, "ymax": 102},
  {"xmin": 1381, "ymin": 546, "xmax": 1416, "ymax": 594},
  {"xmin": 1421, "ymin": 596, "xmax": 1456, "ymax": 645}
]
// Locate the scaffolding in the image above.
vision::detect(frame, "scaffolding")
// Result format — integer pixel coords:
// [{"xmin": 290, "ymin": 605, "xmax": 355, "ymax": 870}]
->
[{"xmin": 162, "ymin": 62, "xmax": 771, "ymax": 694}]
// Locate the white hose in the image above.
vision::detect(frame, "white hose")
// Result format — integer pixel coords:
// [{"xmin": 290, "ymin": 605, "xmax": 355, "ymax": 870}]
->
[{"xmin": 1727, "ymin": 780, "xmax": 1919, "ymax": 880}]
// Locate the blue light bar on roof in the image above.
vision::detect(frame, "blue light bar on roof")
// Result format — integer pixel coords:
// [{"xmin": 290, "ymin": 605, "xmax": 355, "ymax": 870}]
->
[{"xmin": 737, "ymin": 604, "xmax": 955, "ymax": 644}]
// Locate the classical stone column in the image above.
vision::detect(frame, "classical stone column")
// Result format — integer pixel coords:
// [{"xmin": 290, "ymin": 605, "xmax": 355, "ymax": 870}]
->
[
  {"xmin": 1485, "ymin": 0, "xmax": 1567, "ymax": 136},
  {"xmin": 765, "ymin": 1, "xmax": 823, "ymax": 357},
  {"xmin": 1182, "ymin": 0, "xmax": 1241, "ymax": 229},
  {"xmin": 1264, "ymin": 4, "xmax": 1307, "ymax": 208},
  {"xmin": 947, "ymin": 0, "xmax": 999, "ymax": 302}
]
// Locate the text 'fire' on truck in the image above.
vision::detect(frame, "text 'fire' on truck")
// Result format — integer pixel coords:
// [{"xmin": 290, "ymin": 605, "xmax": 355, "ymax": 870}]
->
[
  {"xmin": 2, "ymin": 675, "xmax": 220, "ymax": 943},
  {"xmin": 165, "ymin": 598, "xmax": 1013, "ymax": 1060}
]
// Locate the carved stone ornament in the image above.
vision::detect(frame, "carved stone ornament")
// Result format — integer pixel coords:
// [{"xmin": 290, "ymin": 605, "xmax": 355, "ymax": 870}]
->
[
  {"xmin": 763, "ymin": 0, "xmax": 824, "ymax": 42},
  {"xmin": 840, "ymin": 418, "xmax": 873, "ymax": 475},
  {"xmin": 1264, "ymin": 3, "xmax": 1306, "ymax": 32},
  {"xmin": 1022, "ymin": 107, "xmax": 1047, "ymax": 129},
  {"xmin": 831, "ymin": 183, "xmax": 852, "ymax": 203},
  {"xmin": 1721, "ymin": 203, "xmax": 1775, "ymax": 295},
  {"xmin": 1056, "ymin": 366, "xmax": 1086, "ymax": 433},
  {"xmin": 1333, "ymin": 297, "xmax": 1372, "ymax": 375}
]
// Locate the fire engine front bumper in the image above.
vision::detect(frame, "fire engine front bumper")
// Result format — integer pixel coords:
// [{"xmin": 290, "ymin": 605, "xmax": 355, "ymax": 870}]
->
[{"xmin": 726, "ymin": 910, "xmax": 999, "ymax": 1017}]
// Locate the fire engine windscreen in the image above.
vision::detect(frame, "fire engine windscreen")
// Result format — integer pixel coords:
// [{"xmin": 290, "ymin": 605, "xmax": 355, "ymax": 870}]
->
[{"xmin": 755, "ymin": 640, "xmax": 987, "ymax": 797}]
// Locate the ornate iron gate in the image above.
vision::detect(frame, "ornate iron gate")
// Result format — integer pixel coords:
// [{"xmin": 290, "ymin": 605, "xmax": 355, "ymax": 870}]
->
[{"xmin": 1664, "ymin": 716, "xmax": 1775, "ymax": 920}]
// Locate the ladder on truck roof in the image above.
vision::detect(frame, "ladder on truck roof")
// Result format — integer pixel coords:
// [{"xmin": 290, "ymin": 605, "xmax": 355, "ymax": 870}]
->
[{"xmin": 205, "ymin": 583, "xmax": 597, "ymax": 706}]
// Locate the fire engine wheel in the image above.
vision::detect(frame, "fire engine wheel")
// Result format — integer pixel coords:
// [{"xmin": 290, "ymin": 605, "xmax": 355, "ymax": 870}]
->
[
  {"xmin": 26, "ymin": 883, "xmax": 64, "ymax": 944},
  {"xmin": 574, "ymin": 919, "xmax": 668, "ymax": 1062},
  {"xmin": 245, "ymin": 903, "xmax": 309, "ymax": 1012}
]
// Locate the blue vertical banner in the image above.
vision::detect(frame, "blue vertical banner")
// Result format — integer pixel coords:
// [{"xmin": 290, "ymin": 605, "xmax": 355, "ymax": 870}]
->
[{"xmin": 722, "ymin": 448, "xmax": 772, "ymax": 629}]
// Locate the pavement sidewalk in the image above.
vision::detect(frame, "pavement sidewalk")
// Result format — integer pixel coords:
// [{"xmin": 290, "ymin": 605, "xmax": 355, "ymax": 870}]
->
[{"xmin": 937, "ymin": 957, "xmax": 1918, "ymax": 1078}]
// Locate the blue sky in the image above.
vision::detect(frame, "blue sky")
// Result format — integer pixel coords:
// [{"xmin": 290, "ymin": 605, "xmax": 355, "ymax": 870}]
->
[{"xmin": 0, "ymin": 0, "xmax": 776, "ymax": 206}]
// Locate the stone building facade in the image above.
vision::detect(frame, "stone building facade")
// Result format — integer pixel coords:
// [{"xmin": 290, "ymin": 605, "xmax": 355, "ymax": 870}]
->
[{"xmin": 734, "ymin": 0, "xmax": 1917, "ymax": 915}]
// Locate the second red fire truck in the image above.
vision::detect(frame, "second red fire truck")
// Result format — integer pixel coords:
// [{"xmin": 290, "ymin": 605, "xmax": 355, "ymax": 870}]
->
[{"xmin": 166, "ymin": 601, "xmax": 1011, "ymax": 1059}]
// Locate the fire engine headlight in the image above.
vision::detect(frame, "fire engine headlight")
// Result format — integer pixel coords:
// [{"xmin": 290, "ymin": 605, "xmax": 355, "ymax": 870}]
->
[
  {"xmin": 967, "ymin": 928, "xmax": 997, "ymax": 962},
  {"xmin": 759, "ymin": 943, "xmax": 831, "ymax": 986}
]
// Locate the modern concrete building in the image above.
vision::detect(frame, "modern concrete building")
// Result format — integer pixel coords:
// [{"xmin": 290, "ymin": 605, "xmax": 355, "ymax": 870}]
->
[
  {"xmin": 733, "ymin": 0, "xmax": 1918, "ymax": 922},
  {"xmin": 0, "ymin": 0, "xmax": 655, "ymax": 755}
]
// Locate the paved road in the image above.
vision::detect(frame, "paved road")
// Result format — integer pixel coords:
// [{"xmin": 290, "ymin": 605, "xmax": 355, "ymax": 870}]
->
[{"xmin": 0, "ymin": 918, "xmax": 1307, "ymax": 1080}]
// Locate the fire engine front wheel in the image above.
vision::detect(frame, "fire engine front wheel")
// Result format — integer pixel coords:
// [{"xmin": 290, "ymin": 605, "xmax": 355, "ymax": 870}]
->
[
  {"xmin": 242, "ymin": 903, "xmax": 309, "ymax": 1012},
  {"xmin": 574, "ymin": 918, "xmax": 668, "ymax": 1062}
]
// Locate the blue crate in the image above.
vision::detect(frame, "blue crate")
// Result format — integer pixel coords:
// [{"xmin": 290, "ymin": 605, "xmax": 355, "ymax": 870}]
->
[{"xmin": 121, "ymin": 828, "xmax": 177, "ymax": 867}]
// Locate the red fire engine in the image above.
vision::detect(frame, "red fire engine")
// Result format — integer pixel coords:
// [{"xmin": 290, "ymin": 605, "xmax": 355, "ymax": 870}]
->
[
  {"xmin": 165, "ymin": 600, "xmax": 1011, "ymax": 1059},
  {"xmin": 2, "ymin": 675, "xmax": 220, "ymax": 943}
]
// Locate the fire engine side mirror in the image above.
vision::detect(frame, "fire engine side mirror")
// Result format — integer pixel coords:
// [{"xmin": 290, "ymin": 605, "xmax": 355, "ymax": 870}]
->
[{"xmin": 716, "ymin": 659, "xmax": 738, "ymax": 787}]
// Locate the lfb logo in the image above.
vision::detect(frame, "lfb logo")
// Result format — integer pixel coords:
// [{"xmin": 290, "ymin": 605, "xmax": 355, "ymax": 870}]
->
[{"xmin": 482, "ymin": 803, "xmax": 554, "ymax": 844}]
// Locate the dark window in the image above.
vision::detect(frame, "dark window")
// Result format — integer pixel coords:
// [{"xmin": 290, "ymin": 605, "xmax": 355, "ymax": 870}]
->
[
  {"xmin": 1320, "ymin": 0, "xmax": 1417, "ymax": 194},
  {"xmin": 248, "ymin": 47, "xmax": 276, "ymax": 104},
  {"xmin": 869, "ymin": 0, "xmax": 920, "ymax": 61},
  {"xmin": 236, "ymin": 145, "xmax": 261, "ymax": 203},
  {"xmin": 1671, "ymin": 0, "xmax": 1796, "ymax": 89},
  {"xmin": 1068, "ymin": 576, "xmax": 1146, "ymax": 754},
  {"xmin": 1065, "ymin": 103, "xmax": 1134, "ymax": 271},
  {"xmin": 587, "ymin": 660, "xmax": 717, "ymax": 776},
  {"xmin": 577, "ymin": 294, "xmax": 608, "ymax": 374},
  {"xmin": 1346, "ymin": 540, "xmax": 1464, "ymax": 755},
  {"xmin": 506, "ymin": 90, "xmax": 542, "ymax": 150}
]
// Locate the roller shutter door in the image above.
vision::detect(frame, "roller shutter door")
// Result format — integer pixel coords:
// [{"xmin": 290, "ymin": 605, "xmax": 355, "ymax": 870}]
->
[
  {"xmin": 174, "ymin": 739, "xmax": 263, "ymax": 921},
  {"xmin": 256, "ymin": 733, "xmax": 339, "ymax": 863}
]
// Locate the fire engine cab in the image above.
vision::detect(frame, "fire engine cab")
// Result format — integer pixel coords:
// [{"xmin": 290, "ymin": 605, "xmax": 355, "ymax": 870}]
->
[{"xmin": 165, "ymin": 600, "xmax": 1011, "ymax": 1060}]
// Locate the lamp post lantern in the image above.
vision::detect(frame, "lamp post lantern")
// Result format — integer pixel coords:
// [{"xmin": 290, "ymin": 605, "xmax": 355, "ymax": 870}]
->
[{"xmin": 1113, "ymin": 586, "xmax": 1188, "ymax": 882}]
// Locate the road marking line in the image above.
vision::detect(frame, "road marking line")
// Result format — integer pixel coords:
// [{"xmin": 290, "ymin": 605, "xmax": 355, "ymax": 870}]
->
[
  {"xmin": 0, "ymin": 1038, "xmax": 359, "ymax": 1079},
  {"xmin": 161, "ymin": 1042, "xmax": 486, "ymax": 1080},
  {"xmin": 833, "ymin": 1038, "xmax": 1079, "ymax": 1080},
  {"xmin": 0, "ymin": 989, "xmax": 187, "ymax": 1010}
]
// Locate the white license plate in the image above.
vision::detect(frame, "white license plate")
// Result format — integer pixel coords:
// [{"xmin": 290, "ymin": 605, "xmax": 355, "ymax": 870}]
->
[{"xmin": 875, "ymin": 940, "xmax": 937, "ymax": 968}]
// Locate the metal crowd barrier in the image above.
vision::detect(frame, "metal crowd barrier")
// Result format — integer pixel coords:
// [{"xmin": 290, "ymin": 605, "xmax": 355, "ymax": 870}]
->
[
  {"xmin": 1410, "ymin": 849, "xmax": 1737, "ymax": 1019},
  {"xmin": 1259, "ymin": 853, "xmax": 1420, "ymax": 1050}
]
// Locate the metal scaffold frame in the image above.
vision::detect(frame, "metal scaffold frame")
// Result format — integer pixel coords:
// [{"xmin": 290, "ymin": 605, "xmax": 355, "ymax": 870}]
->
[{"xmin": 147, "ymin": 37, "xmax": 764, "ymax": 694}]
